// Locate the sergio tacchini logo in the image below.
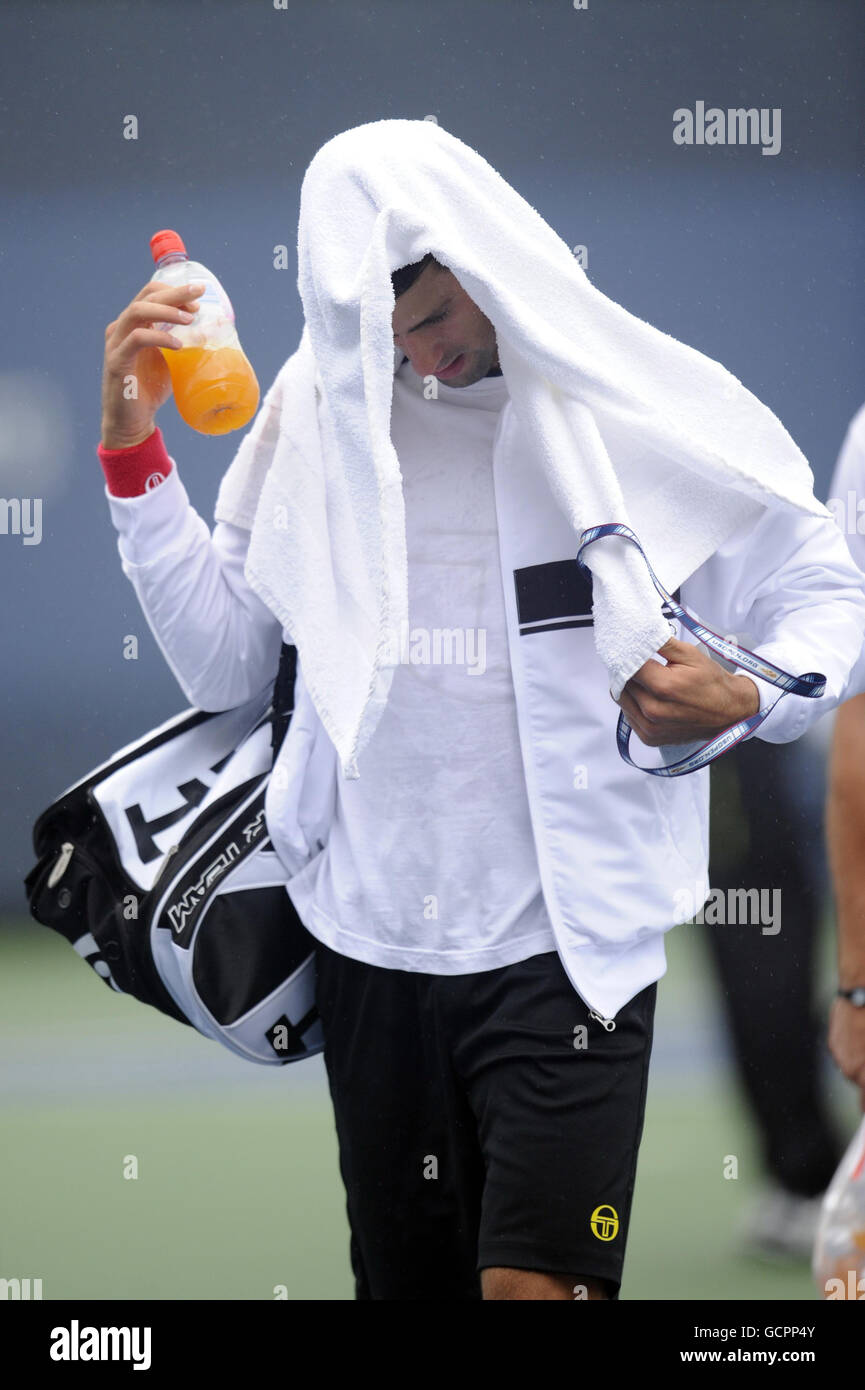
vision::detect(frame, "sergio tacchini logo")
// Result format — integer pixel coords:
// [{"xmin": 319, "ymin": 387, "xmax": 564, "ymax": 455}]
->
[{"xmin": 590, "ymin": 1204, "xmax": 619, "ymax": 1241}]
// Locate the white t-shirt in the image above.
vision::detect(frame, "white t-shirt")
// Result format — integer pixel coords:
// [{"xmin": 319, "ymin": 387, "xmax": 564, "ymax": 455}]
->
[{"xmin": 285, "ymin": 358, "xmax": 558, "ymax": 972}]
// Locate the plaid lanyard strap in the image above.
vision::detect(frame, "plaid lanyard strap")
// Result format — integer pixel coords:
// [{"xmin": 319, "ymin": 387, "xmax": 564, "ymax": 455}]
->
[{"xmin": 576, "ymin": 522, "xmax": 826, "ymax": 777}]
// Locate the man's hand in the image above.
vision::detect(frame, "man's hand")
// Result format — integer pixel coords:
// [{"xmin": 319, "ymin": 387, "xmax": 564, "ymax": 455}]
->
[
  {"xmin": 828, "ymin": 998, "xmax": 865, "ymax": 1112},
  {"xmin": 100, "ymin": 280, "xmax": 205, "ymax": 449},
  {"xmin": 614, "ymin": 637, "xmax": 760, "ymax": 746}
]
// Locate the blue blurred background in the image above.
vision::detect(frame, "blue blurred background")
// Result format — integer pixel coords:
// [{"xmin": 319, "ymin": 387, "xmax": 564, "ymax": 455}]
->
[{"xmin": 1, "ymin": 0, "xmax": 863, "ymax": 1301}]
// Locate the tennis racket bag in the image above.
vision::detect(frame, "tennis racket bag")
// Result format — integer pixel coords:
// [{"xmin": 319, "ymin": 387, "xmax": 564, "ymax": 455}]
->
[{"xmin": 24, "ymin": 644, "xmax": 324, "ymax": 1066}]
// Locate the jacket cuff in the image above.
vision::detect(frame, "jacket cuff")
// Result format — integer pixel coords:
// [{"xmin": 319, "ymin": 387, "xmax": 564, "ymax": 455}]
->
[
  {"xmin": 97, "ymin": 426, "xmax": 173, "ymax": 497},
  {"xmin": 105, "ymin": 464, "xmax": 194, "ymax": 567},
  {"xmin": 734, "ymin": 666, "xmax": 809, "ymax": 744}
]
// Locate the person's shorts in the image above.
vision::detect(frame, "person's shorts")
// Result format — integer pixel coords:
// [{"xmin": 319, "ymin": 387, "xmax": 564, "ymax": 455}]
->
[{"xmin": 313, "ymin": 940, "xmax": 657, "ymax": 1300}]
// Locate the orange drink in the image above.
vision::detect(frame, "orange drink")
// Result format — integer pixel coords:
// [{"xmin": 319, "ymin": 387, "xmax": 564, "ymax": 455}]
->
[{"xmin": 159, "ymin": 343, "xmax": 260, "ymax": 436}]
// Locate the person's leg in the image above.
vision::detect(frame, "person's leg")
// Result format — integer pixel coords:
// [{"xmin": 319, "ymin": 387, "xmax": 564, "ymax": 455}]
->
[
  {"xmin": 313, "ymin": 938, "xmax": 485, "ymax": 1300},
  {"xmin": 707, "ymin": 739, "xmax": 843, "ymax": 1197},
  {"xmin": 447, "ymin": 951, "xmax": 657, "ymax": 1301},
  {"xmin": 480, "ymin": 1268, "xmax": 612, "ymax": 1300}
]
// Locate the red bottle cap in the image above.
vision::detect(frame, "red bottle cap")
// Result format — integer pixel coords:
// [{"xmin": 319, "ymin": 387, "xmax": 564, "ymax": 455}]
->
[{"xmin": 150, "ymin": 229, "xmax": 187, "ymax": 263}]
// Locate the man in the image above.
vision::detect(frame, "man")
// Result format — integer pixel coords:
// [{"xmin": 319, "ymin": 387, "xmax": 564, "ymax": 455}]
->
[
  {"xmin": 826, "ymin": 402, "xmax": 865, "ymax": 1111},
  {"xmin": 98, "ymin": 121, "xmax": 865, "ymax": 1299},
  {"xmin": 705, "ymin": 715, "xmax": 845, "ymax": 1259}
]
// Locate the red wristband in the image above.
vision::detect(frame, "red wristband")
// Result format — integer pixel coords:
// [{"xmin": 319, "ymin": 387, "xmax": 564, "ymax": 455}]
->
[{"xmin": 97, "ymin": 425, "xmax": 173, "ymax": 498}]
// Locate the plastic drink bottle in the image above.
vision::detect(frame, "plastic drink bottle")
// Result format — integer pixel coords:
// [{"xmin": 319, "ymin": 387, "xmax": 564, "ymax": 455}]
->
[
  {"xmin": 149, "ymin": 229, "xmax": 259, "ymax": 436},
  {"xmin": 813, "ymin": 1114, "xmax": 865, "ymax": 1299}
]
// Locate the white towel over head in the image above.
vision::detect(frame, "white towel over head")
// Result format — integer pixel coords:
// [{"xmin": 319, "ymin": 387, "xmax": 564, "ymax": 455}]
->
[{"xmin": 215, "ymin": 118, "xmax": 828, "ymax": 778}]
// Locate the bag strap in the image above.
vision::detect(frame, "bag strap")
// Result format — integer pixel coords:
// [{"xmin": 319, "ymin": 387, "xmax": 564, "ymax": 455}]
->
[
  {"xmin": 576, "ymin": 522, "xmax": 826, "ymax": 777},
  {"xmin": 271, "ymin": 642, "xmax": 298, "ymax": 764}
]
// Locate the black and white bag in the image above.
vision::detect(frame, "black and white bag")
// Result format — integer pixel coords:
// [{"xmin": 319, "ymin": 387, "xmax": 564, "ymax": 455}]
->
[{"xmin": 24, "ymin": 645, "xmax": 324, "ymax": 1066}]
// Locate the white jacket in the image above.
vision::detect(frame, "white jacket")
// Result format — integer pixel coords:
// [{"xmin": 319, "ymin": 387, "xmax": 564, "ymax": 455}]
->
[{"xmin": 108, "ymin": 442, "xmax": 865, "ymax": 1018}]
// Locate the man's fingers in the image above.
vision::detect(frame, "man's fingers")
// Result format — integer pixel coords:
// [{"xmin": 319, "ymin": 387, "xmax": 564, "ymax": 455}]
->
[
  {"xmin": 616, "ymin": 675, "xmax": 669, "ymax": 724},
  {"xmin": 626, "ymin": 653, "xmax": 691, "ymax": 696},
  {"xmin": 105, "ymin": 290, "xmax": 203, "ymax": 360},
  {"xmin": 616, "ymin": 688, "xmax": 662, "ymax": 746},
  {"xmin": 626, "ymin": 664, "xmax": 675, "ymax": 696},
  {"xmin": 107, "ymin": 283, "xmax": 205, "ymax": 345},
  {"xmin": 656, "ymin": 636, "xmax": 704, "ymax": 663},
  {"xmin": 628, "ymin": 639, "xmax": 711, "ymax": 696},
  {"xmin": 131, "ymin": 280, "xmax": 202, "ymax": 303}
]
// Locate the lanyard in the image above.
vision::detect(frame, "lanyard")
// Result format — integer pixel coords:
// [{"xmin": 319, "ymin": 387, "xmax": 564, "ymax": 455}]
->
[{"xmin": 576, "ymin": 522, "xmax": 826, "ymax": 777}]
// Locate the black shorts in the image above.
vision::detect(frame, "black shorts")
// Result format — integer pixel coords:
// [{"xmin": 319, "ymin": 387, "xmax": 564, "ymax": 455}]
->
[{"xmin": 313, "ymin": 940, "xmax": 657, "ymax": 1300}]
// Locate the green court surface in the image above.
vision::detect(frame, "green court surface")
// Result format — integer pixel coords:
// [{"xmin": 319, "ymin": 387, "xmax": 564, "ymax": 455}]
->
[{"xmin": 0, "ymin": 917, "xmax": 857, "ymax": 1301}]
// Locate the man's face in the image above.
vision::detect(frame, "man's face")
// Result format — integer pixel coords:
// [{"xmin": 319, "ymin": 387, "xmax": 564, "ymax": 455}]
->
[{"xmin": 391, "ymin": 262, "xmax": 499, "ymax": 387}]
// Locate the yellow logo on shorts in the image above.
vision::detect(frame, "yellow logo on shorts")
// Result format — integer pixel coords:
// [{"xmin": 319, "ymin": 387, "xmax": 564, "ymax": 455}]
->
[{"xmin": 590, "ymin": 1204, "xmax": 619, "ymax": 1241}]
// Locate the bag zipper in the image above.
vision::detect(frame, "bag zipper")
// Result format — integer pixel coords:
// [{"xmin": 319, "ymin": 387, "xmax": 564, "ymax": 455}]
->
[
  {"xmin": 46, "ymin": 837, "xmax": 179, "ymax": 894},
  {"xmin": 150, "ymin": 844, "xmax": 180, "ymax": 890},
  {"xmin": 47, "ymin": 841, "xmax": 75, "ymax": 889}
]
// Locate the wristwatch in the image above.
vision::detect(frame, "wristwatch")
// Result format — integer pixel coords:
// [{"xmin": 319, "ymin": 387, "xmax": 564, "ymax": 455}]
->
[{"xmin": 837, "ymin": 987, "xmax": 865, "ymax": 1008}]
